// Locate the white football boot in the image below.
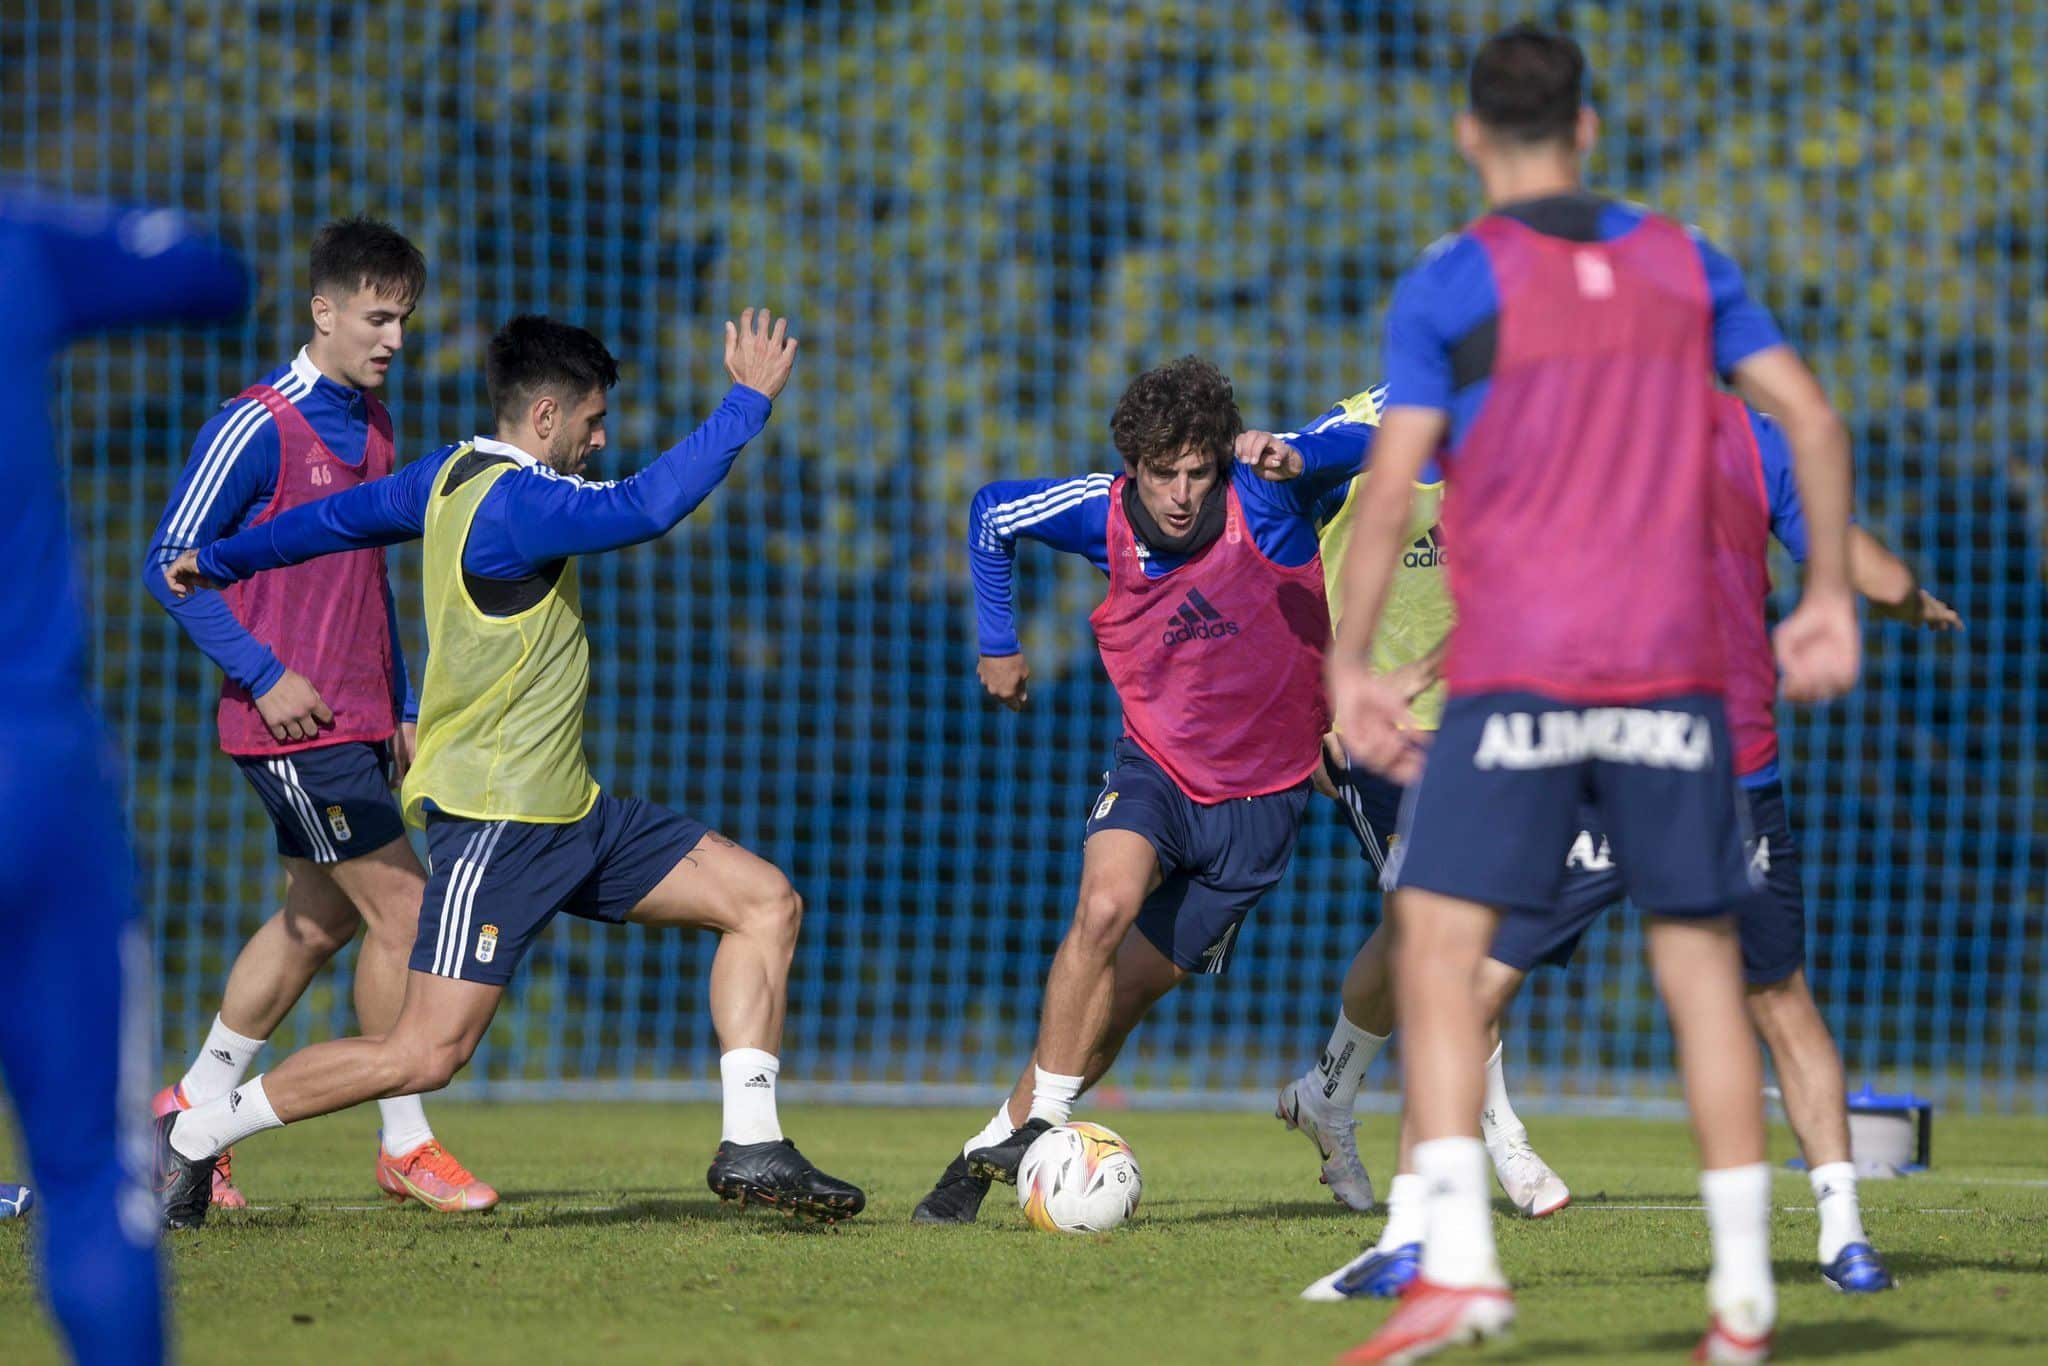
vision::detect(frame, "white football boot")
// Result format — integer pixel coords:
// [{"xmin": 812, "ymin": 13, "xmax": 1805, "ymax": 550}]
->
[
  {"xmin": 1488, "ymin": 1128, "xmax": 1571, "ymax": 1218},
  {"xmin": 1275, "ymin": 1077, "xmax": 1376, "ymax": 1212}
]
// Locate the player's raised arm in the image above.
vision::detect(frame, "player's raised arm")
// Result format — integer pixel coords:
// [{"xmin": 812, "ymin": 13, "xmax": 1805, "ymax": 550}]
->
[
  {"xmin": 965, "ymin": 473, "xmax": 1116, "ymax": 711},
  {"xmin": 1237, "ymin": 385, "xmax": 1386, "ymax": 511},
  {"xmin": 478, "ymin": 310, "xmax": 794, "ymax": 566}
]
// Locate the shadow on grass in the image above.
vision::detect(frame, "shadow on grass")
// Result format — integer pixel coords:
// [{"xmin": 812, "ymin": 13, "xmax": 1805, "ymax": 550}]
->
[{"xmin": 1638, "ymin": 1319, "xmax": 2039, "ymax": 1359}]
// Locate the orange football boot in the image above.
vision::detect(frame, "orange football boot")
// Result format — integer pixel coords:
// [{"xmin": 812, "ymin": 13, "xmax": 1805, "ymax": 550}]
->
[{"xmin": 375, "ymin": 1138, "xmax": 499, "ymax": 1212}]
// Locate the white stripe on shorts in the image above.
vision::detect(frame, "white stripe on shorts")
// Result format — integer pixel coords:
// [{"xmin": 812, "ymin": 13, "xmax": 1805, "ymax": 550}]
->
[
  {"xmin": 429, "ymin": 824, "xmax": 492, "ymax": 977},
  {"xmin": 436, "ymin": 821, "xmax": 508, "ymax": 980},
  {"xmin": 267, "ymin": 757, "xmax": 337, "ymax": 862}
]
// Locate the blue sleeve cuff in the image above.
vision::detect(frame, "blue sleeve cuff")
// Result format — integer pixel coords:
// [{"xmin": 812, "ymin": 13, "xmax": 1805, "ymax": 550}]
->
[
  {"xmin": 248, "ymin": 654, "xmax": 288, "ymax": 699},
  {"xmin": 729, "ymin": 384, "xmax": 773, "ymax": 423}
]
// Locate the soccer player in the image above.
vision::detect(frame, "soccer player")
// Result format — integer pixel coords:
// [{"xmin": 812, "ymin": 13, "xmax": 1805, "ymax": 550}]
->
[
  {"xmin": 1231, "ymin": 396, "xmax": 1565, "ymax": 1300},
  {"xmin": 153, "ymin": 309, "xmax": 864, "ymax": 1228},
  {"xmin": 1474, "ymin": 395, "xmax": 1959, "ymax": 1293},
  {"xmin": 912, "ymin": 355, "xmax": 1359, "ymax": 1224},
  {"xmin": 1326, "ymin": 27, "xmax": 1861, "ymax": 1363},
  {"xmin": 1303, "ymin": 396, "xmax": 1959, "ymax": 1306},
  {"xmin": 142, "ymin": 219, "xmax": 496, "ymax": 1212},
  {"xmin": 2, "ymin": 186, "xmax": 250, "ymax": 1364}
]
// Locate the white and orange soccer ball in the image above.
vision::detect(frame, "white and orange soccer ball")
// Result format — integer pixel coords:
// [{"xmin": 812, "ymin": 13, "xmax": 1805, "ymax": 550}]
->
[{"xmin": 1017, "ymin": 1121, "xmax": 1142, "ymax": 1234}]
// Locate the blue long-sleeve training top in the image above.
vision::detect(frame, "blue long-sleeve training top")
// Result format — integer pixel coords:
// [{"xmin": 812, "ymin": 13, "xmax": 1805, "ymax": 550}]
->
[
  {"xmin": 193, "ymin": 384, "xmax": 771, "ymax": 591},
  {"xmin": 965, "ymin": 412, "xmax": 1373, "ymax": 657},
  {"xmin": 144, "ymin": 346, "xmax": 417, "ymax": 716},
  {"xmin": 4, "ymin": 186, "xmax": 251, "ymax": 703}
]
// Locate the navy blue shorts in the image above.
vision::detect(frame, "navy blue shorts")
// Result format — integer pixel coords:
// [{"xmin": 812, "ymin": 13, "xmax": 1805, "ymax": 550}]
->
[
  {"xmin": 1329, "ymin": 745, "xmax": 1403, "ymax": 871},
  {"xmin": 235, "ymin": 740, "xmax": 407, "ymax": 864},
  {"xmin": 1086, "ymin": 738, "xmax": 1311, "ymax": 975},
  {"xmin": 1329, "ymin": 750, "xmax": 1614, "ymax": 965},
  {"xmin": 1490, "ymin": 779, "xmax": 1804, "ymax": 986},
  {"xmin": 1388, "ymin": 691, "xmax": 1755, "ymax": 918},
  {"xmin": 410, "ymin": 794, "xmax": 709, "ymax": 986}
]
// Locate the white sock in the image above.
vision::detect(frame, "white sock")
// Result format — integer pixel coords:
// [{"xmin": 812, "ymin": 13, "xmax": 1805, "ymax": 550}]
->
[
  {"xmin": 1377, "ymin": 1171, "xmax": 1428, "ymax": 1251},
  {"xmin": 719, "ymin": 1049, "xmax": 783, "ymax": 1144},
  {"xmin": 1478, "ymin": 1041, "xmax": 1524, "ymax": 1146},
  {"xmin": 963, "ymin": 1102, "xmax": 1020, "ymax": 1158},
  {"xmin": 1414, "ymin": 1137, "xmax": 1505, "ymax": 1289},
  {"xmin": 1701, "ymin": 1163, "xmax": 1777, "ymax": 1339},
  {"xmin": 177, "ymin": 1015, "xmax": 265, "ymax": 1106},
  {"xmin": 169, "ymin": 1075, "xmax": 283, "ymax": 1160},
  {"xmin": 377, "ymin": 1095, "xmax": 436, "ymax": 1158},
  {"xmin": 1809, "ymin": 1161, "xmax": 1866, "ymax": 1264},
  {"xmin": 1310, "ymin": 1013, "xmax": 1387, "ymax": 1112},
  {"xmin": 1026, "ymin": 1066, "xmax": 1083, "ymax": 1126}
]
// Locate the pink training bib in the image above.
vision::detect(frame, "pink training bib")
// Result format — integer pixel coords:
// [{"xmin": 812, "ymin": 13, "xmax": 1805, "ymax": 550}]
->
[
  {"xmin": 1441, "ymin": 210, "xmax": 1726, "ymax": 703},
  {"xmin": 215, "ymin": 385, "xmax": 398, "ymax": 756},
  {"xmin": 1090, "ymin": 479, "xmax": 1330, "ymax": 803}
]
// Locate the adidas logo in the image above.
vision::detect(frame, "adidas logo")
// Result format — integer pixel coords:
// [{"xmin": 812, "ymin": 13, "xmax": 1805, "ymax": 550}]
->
[
  {"xmin": 1402, "ymin": 525, "xmax": 1448, "ymax": 569},
  {"xmin": 209, "ymin": 1048, "xmax": 236, "ymax": 1065},
  {"xmin": 228, "ymin": 1090, "xmax": 242, "ymax": 1112},
  {"xmin": 744, "ymin": 1073, "xmax": 772, "ymax": 1089},
  {"xmin": 1160, "ymin": 587, "xmax": 1240, "ymax": 646}
]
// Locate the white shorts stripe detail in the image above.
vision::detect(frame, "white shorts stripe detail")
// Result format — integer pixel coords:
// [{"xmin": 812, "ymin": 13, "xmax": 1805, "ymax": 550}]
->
[
  {"xmin": 429, "ymin": 825, "xmax": 492, "ymax": 977},
  {"xmin": 438, "ymin": 821, "xmax": 508, "ymax": 980},
  {"xmin": 267, "ymin": 757, "xmax": 337, "ymax": 862}
]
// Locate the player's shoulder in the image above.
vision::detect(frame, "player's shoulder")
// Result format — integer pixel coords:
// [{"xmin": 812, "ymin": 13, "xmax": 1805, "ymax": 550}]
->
[
  {"xmin": 1393, "ymin": 230, "xmax": 1494, "ymax": 321},
  {"xmin": 1404, "ymin": 227, "xmax": 1486, "ymax": 281}
]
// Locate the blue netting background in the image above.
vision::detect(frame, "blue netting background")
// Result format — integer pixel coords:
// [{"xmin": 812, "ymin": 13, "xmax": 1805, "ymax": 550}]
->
[{"xmin": 4, "ymin": 1, "xmax": 2042, "ymax": 1112}]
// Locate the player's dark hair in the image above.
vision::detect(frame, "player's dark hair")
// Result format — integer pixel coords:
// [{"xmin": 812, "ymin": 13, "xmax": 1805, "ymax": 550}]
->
[
  {"xmin": 308, "ymin": 216, "xmax": 426, "ymax": 304},
  {"xmin": 486, "ymin": 314, "xmax": 621, "ymax": 424},
  {"xmin": 1469, "ymin": 24, "xmax": 1585, "ymax": 146},
  {"xmin": 1110, "ymin": 355, "xmax": 1243, "ymax": 473}
]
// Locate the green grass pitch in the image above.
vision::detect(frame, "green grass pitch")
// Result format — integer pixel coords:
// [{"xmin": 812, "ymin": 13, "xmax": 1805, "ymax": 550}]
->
[{"xmin": 4, "ymin": 1103, "xmax": 2045, "ymax": 1363}]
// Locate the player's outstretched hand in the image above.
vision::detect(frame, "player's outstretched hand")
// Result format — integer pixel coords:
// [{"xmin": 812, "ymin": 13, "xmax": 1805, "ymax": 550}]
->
[
  {"xmin": 1774, "ymin": 590, "xmax": 1862, "ymax": 703},
  {"xmin": 163, "ymin": 549, "xmax": 225, "ymax": 598},
  {"xmin": 1234, "ymin": 430, "xmax": 1303, "ymax": 481},
  {"xmin": 978, "ymin": 653, "xmax": 1030, "ymax": 711},
  {"xmin": 724, "ymin": 307, "xmax": 798, "ymax": 400},
  {"xmin": 256, "ymin": 669, "xmax": 335, "ymax": 744},
  {"xmin": 1328, "ymin": 655, "xmax": 1424, "ymax": 784},
  {"xmin": 1875, "ymin": 587, "xmax": 1964, "ymax": 632}
]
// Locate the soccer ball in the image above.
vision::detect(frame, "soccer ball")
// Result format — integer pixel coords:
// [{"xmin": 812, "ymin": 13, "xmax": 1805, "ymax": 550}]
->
[{"xmin": 1017, "ymin": 1122, "xmax": 1142, "ymax": 1233}]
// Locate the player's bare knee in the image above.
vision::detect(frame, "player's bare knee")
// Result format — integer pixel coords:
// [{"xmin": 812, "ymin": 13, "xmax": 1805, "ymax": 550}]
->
[
  {"xmin": 1069, "ymin": 891, "xmax": 1134, "ymax": 959},
  {"xmin": 279, "ymin": 904, "xmax": 359, "ymax": 959},
  {"xmin": 739, "ymin": 877, "xmax": 803, "ymax": 947},
  {"xmin": 394, "ymin": 1038, "xmax": 470, "ymax": 1093}
]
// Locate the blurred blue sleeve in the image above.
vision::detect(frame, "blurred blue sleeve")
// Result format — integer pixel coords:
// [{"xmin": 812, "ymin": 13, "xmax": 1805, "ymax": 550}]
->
[
  {"xmin": 13, "ymin": 191, "xmax": 253, "ymax": 340},
  {"xmin": 1382, "ymin": 260, "xmax": 1458, "ymax": 413},
  {"xmin": 466, "ymin": 386, "xmax": 770, "ymax": 574},
  {"xmin": 197, "ymin": 449, "xmax": 446, "ymax": 584},
  {"xmin": 384, "ymin": 576, "xmax": 418, "ymax": 723},
  {"xmin": 142, "ymin": 403, "xmax": 286, "ymax": 696},
  {"xmin": 1748, "ymin": 407, "xmax": 1809, "ymax": 564},
  {"xmin": 1691, "ymin": 230, "xmax": 1788, "ymax": 377},
  {"xmin": 967, "ymin": 474, "xmax": 1114, "ymax": 655}
]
